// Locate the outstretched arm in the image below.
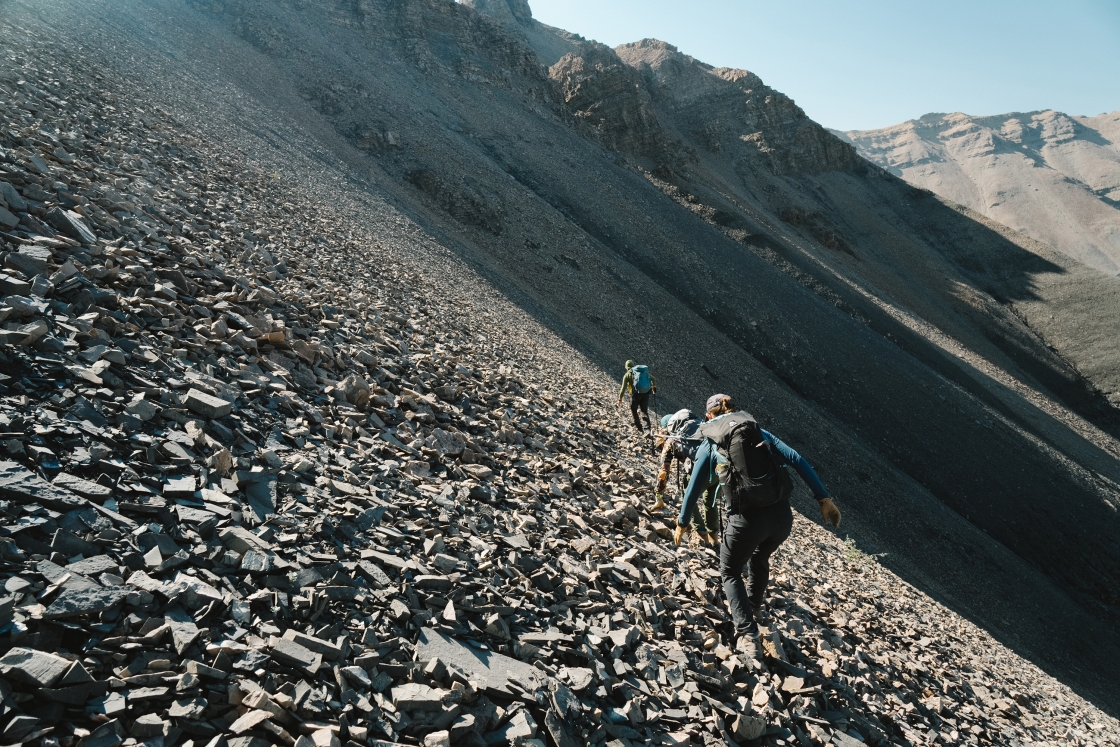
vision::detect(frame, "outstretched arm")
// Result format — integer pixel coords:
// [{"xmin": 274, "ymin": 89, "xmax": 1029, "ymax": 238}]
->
[
  {"xmin": 761, "ymin": 429, "xmax": 840, "ymax": 526},
  {"xmin": 678, "ymin": 441, "xmax": 715, "ymax": 528},
  {"xmin": 760, "ymin": 429, "xmax": 828, "ymax": 499},
  {"xmin": 617, "ymin": 372, "xmax": 632, "ymax": 402}
]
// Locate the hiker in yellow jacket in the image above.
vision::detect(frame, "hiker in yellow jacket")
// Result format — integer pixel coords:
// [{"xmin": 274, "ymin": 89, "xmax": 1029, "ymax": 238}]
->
[{"xmin": 617, "ymin": 360, "xmax": 656, "ymax": 432}]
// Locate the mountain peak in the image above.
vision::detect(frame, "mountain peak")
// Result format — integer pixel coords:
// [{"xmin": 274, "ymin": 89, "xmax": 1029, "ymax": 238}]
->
[{"xmin": 461, "ymin": 0, "xmax": 533, "ymax": 26}]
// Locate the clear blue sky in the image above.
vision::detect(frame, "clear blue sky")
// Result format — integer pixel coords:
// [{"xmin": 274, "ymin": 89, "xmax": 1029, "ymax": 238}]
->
[{"xmin": 529, "ymin": 0, "xmax": 1120, "ymax": 131}]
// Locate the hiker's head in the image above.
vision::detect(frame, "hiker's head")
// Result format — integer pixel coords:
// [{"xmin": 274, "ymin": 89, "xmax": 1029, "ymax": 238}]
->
[
  {"xmin": 625, "ymin": 359, "xmax": 635, "ymax": 370},
  {"xmin": 705, "ymin": 394, "xmax": 735, "ymax": 419}
]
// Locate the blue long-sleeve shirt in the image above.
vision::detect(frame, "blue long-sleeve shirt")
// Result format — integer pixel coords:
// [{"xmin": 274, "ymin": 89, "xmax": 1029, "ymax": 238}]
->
[{"xmin": 678, "ymin": 428, "xmax": 829, "ymax": 526}]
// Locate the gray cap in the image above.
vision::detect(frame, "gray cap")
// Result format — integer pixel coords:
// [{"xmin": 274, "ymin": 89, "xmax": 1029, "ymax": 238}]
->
[{"xmin": 706, "ymin": 393, "xmax": 730, "ymax": 412}]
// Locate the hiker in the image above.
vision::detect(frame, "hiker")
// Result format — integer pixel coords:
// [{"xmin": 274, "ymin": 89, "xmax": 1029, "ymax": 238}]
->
[
  {"xmin": 654, "ymin": 409, "xmax": 716, "ymax": 548},
  {"xmin": 652, "ymin": 410, "xmax": 720, "ymax": 543},
  {"xmin": 653, "ymin": 409, "xmax": 702, "ymax": 510},
  {"xmin": 616, "ymin": 359, "xmax": 656, "ymax": 432},
  {"xmin": 674, "ymin": 394, "xmax": 841, "ymax": 661}
]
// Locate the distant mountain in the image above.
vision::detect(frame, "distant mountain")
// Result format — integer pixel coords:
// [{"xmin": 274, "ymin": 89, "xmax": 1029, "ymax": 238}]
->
[{"xmin": 839, "ymin": 111, "xmax": 1120, "ymax": 275}]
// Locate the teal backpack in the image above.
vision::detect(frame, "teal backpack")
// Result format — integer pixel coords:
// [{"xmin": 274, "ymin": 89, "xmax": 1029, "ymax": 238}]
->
[{"xmin": 630, "ymin": 365, "xmax": 652, "ymax": 394}]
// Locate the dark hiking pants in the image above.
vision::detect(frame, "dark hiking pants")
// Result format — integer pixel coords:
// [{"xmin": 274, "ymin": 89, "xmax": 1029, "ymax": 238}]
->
[
  {"xmin": 630, "ymin": 391, "xmax": 651, "ymax": 430},
  {"xmin": 720, "ymin": 498, "xmax": 794, "ymax": 637}
]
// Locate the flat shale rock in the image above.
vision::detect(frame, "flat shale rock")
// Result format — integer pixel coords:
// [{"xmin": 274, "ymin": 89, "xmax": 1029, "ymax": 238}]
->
[
  {"xmin": 392, "ymin": 682, "xmax": 445, "ymax": 711},
  {"xmin": 43, "ymin": 586, "xmax": 129, "ymax": 619},
  {"xmin": 0, "ymin": 461, "xmax": 86, "ymax": 509},
  {"xmin": 184, "ymin": 387, "xmax": 234, "ymax": 419},
  {"xmin": 52, "ymin": 471, "xmax": 114, "ymax": 500},
  {"xmin": 64, "ymin": 555, "xmax": 118, "ymax": 576},
  {"xmin": 271, "ymin": 638, "xmax": 323, "ymax": 676},
  {"xmin": 0, "ymin": 647, "xmax": 72, "ymax": 688},
  {"xmin": 417, "ymin": 628, "xmax": 547, "ymax": 695}
]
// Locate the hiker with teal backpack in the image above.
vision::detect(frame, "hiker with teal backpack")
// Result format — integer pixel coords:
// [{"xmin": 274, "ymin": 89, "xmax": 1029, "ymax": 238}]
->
[
  {"xmin": 675, "ymin": 394, "xmax": 841, "ymax": 664},
  {"xmin": 617, "ymin": 359, "xmax": 657, "ymax": 432}
]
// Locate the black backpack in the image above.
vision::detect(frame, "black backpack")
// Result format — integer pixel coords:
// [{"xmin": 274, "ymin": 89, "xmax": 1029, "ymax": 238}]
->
[{"xmin": 698, "ymin": 411, "xmax": 793, "ymax": 513}]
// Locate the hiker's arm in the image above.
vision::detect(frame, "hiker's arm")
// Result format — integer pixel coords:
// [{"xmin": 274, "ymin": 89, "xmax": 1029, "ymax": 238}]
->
[
  {"xmin": 650, "ymin": 374, "xmax": 657, "ymax": 393},
  {"xmin": 617, "ymin": 372, "xmax": 631, "ymax": 401},
  {"xmin": 678, "ymin": 441, "xmax": 714, "ymax": 526},
  {"xmin": 761, "ymin": 429, "xmax": 829, "ymax": 500}
]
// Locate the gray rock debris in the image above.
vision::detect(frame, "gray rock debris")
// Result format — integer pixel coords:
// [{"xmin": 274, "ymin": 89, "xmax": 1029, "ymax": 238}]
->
[{"xmin": 0, "ymin": 20, "xmax": 1113, "ymax": 747}]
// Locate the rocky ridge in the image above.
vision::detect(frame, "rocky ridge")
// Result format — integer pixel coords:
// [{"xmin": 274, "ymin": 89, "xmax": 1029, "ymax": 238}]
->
[
  {"xmin": 838, "ymin": 110, "xmax": 1120, "ymax": 275},
  {"xmin": 0, "ymin": 7, "xmax": 1118, "ymax": 747},
  {"xmin": 543, "ymin": 37, "xmax": 862, "ymax": 179}
]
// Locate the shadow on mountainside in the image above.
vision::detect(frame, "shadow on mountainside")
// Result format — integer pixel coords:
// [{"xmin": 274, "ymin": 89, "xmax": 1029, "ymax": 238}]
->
[
  {"xmin": 851, "ymin": 177, "xmax": 1120, "ymax": 421},
  {"xmin": 26, "ymin": 0, "xmax": 1120, "ymax": 720},
  {"xmin": 890, "ymin": 189, "xmax": 1120, "ymax": 430},
  {"xmin": 375, "ymin": 143, "xmax": 1120, "ymax": 717},
  {"xmin": 365, "ymin": 33, "xmax": 1120, "ymax": 717},
  {"xmin": 774, "ymin": 172, "xmax": 1120, "ymax": 445}
]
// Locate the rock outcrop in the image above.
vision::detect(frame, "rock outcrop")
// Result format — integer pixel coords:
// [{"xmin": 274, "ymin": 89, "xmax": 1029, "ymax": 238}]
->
[
  {"xmin": 546, "ymin": 38, "xmax": 862, "ymax": 177},
  {"xmin": 613, "ymin": 39, "xmax": 863, "ymax": 176},
  {"xmin": 549, "ymin": 43, "xmax": 674, "ymax": 161},
  {"xmin": 461, "ymin": 0, "xmax": 533, "ymax": 28}
]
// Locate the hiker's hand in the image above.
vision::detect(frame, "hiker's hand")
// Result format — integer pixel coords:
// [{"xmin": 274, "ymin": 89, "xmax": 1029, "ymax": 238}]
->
[
  {"xmin": 616, "ymin": 399, "xmax": 622, "ymax": 407},
  {"xmin": 819, "ymin": 498, "xmax": 841, "ymax": 527},
  {"xmin": 673, "ymin": 525, "xmax": 687, "ymax": 546}
]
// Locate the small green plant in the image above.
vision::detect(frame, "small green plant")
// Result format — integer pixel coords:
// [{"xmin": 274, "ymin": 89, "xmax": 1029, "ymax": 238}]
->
[{"xmin": 843, "ymin": 536, "xmax": 886, "ymax": 565}]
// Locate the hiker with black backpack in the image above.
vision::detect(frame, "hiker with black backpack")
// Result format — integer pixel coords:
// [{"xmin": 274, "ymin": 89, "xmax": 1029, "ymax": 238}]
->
[
  {"xmin": 674, "ymin": 394, "xmax": 841, "ymax": 662},
  {"xmin": 616, "ymin": 359, "xmax": 657, "ymax": 432}
]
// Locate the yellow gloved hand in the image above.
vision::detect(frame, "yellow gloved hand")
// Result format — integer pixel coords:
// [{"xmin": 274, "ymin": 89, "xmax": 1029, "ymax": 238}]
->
[
  {"xmin": 819, "ymin": 497, "xmax": 841, "ymax": 527},
  {"xmin": 673, "ymin": 525, "xmax": 688, "ymax": 546}
]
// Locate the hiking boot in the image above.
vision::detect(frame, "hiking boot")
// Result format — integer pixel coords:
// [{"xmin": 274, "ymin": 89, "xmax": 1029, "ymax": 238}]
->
[
  {"xmin": 752, "ymin": 601, "xmax": 768, "ymax": 624},
  {"xmin": 650, "ymin": 494, "xmax": 666, "ymax": 511},
  {"xmin": 735, "ymin": 631, "xmax": 763, "ymax": 661}
]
